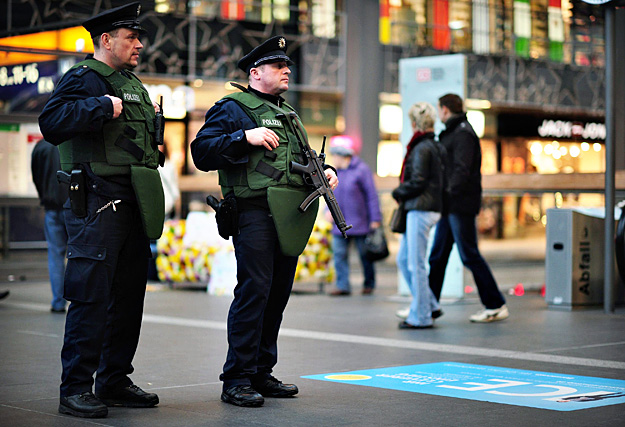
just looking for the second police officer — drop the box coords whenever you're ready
[39,2,164,419]
[191,36,339,407]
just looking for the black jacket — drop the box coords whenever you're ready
[31,139,68,210]
[439,113,482,215]
[392,132,445,212]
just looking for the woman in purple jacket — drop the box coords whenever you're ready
[328,139,382,296]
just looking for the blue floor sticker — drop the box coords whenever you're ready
[302,362,625,411]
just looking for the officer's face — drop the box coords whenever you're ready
[253,61,291,96]
[107,28,143,70]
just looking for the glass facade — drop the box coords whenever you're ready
[0,0,610,239]
[155,1,338,37]
[380,0,605,67]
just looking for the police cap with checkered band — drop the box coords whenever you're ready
[83,2,146,38]
[237,36,294,74]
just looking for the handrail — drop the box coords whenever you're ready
[177,172,625,195]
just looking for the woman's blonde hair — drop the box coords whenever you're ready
[408,102,437,131]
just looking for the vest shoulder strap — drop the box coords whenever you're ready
[222,91,297,119]
[281,101,296,112]
[71,59,131,90]
[125,70,142,83]
[72,59,116,77]
[223,92,265,109]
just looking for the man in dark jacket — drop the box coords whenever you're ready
[428,93,509,323]
[31,138,69,313]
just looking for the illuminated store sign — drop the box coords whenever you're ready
[498,114,605,141]
[0,26,93,66]
[0,61,58,100]
[537,120,606,140]
[0,63,40,87]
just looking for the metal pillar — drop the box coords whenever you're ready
[604,5,616,313]
[611,6,625,170]
[343,0,382,170]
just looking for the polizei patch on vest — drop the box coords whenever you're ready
[123,92,141,102]
[261,118,282,127]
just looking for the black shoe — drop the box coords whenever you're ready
[0,290,9,300]
[432,309,443,319]
[59,392,108,418]
[221,385,264,407]
[252,376,298,398]
[398,321,433,329]
[50,307,66,313]
[96,384,159,408]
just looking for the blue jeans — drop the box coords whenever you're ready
[397,210,441,327]
[429,213,506,309]
[332,235,375,292]
[44,209,68,310]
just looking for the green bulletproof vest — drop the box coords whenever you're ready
[59,59,158,176]
[218,91,307,198]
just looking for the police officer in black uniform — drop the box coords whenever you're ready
[191,36,338,407]
[39,2,164,419]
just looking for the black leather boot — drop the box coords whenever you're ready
[59,392,108,418]
[221,385,264,407]
[96,384,159,408]
[252,376,298,397]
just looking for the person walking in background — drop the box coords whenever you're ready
[39,2,163,418]
[392,103,445,329]
[327,138,382,296]
[428,93,509,323]
[31,138,69,313]
[191,36,338,408]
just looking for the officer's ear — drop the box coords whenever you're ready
[100,33,112,50]
[100,29,120,50]
[249,66,262,81]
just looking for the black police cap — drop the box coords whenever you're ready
[237,36,294,74]
[83,2,145,38]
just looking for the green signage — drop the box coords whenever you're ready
[0,123,19,132]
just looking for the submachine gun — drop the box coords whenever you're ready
[283,111,352,238]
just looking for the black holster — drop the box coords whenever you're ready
[57,169,87,218]
[206,194,238,240]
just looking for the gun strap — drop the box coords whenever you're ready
[229,81,248,92]
[323,164,338,176]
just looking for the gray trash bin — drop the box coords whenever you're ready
[545,207,623,310]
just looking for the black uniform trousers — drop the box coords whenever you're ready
[220,208,298,390]
[60,185,150,397]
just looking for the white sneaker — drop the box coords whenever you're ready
[469,305,509,323]
[395,308,410,320]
